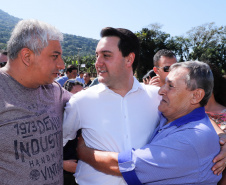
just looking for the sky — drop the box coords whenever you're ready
[0,0,225,40]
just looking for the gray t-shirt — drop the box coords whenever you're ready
[0,70,71,185]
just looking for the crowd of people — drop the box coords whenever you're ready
[0,19,226,185]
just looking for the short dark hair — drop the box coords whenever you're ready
[84,72,91,77]
[63,79,83,92]
[170,61,213,107]
[100,27,140,73]
[66,65,77,73]
[153,49,176,66]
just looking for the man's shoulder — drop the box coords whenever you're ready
[138,83,160,97]
[45,81,72,99]
[55,76,67,82]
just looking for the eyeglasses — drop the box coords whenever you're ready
[157,66,170,72]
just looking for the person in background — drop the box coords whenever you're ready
[83,72,92,88]
[205,63,226,130]
[63,79,84,94]
[143,69,156,85]
[56,65,78,86]
[149,49,177,87]
[77,61,221,185]
[0,50,7,68]
[63,79,83,185]
[0,19,71,185]
[204,63,226,185]
[89,76,99,87]
[76,71,85,84]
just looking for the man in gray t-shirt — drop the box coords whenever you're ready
[0,19,71,185]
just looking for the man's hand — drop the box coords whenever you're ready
[76,135,121,176]
[63,160,77,173]
[149,76,161,87]
[212,133,226,175]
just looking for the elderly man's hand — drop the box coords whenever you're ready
[212,133,226,175]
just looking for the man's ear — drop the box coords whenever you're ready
[19,48,32,67]
[125,53,135,67]
[153,66,159,75]
[191,88,205,105]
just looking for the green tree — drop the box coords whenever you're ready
[185,23,226,72]
[135,24,170,80]
[80,55,96,74]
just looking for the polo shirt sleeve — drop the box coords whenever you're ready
[118,130,202,184]
[118,149,142,185]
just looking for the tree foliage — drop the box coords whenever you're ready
[135,24,170,80]
[0,9,225,78]
[0,9,98,57]
[136,23,226,81]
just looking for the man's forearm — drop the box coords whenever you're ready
[78,144,122,176]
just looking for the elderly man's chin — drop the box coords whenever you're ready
[158,100,166,112]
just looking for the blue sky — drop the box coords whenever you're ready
[1,0,225,40]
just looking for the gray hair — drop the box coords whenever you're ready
[170,61,213,107]
[7,19,63,60]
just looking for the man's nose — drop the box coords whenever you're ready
[57,57,65,70]
[158,84,167,95]
[95,56,104,67]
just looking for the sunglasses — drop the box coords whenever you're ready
[157,66,170,72]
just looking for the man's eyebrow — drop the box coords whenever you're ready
[53,51,61,55]
[165,77,172,84]
[96,50,112,55]
[101,50,112,53]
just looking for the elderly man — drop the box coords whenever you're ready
[0,20,71,184]
[77,61,222,184]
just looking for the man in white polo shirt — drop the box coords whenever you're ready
[63,27,161,185]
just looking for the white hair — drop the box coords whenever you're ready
[7,19,63,60]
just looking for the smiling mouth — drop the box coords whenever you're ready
[98,70,107,74]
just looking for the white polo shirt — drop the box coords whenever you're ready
[63,77,161,185]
